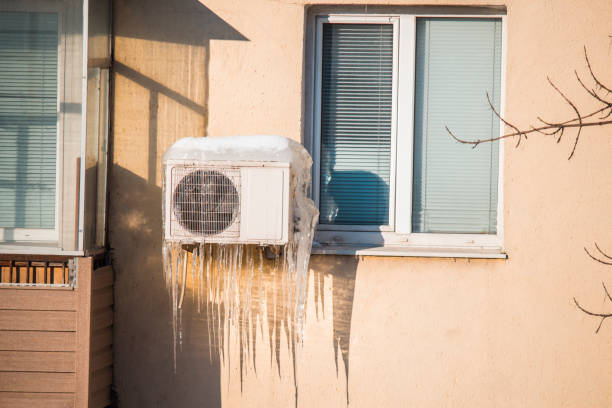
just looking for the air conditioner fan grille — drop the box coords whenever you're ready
[171,166,241,238]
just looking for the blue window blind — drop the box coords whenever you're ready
[319,23,393,225]
[412,18,501,234]
[0,12,58,229]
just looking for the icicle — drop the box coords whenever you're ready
[161,136,319,394]
[198,244,204,313]
[162,242,170,292]
[171,244,180,371]
[191,246,197,308]
[178,248,188,310]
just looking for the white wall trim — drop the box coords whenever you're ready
[394,14,416,234]
[77,0,88,252]
[311,243,507,259]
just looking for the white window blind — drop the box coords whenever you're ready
[0,12,58,230]
[319,23,393,225]
[412,18,501,234]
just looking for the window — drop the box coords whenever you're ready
[0,11,59,241]
[0,0,109,255]
[308,11,505,256]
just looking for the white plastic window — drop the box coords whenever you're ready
[308,12,506,255]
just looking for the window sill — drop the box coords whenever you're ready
[311,243,507,259]
[0,283,74,290]
[0,242,84,256]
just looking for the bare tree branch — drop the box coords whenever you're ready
[488,92,526,146]
[574,296,612,334]
[584,46,612,95]
[603,282,612,303]
[584,245,612,265]
[447,119,612,151]
[575,244,612,333]
[595,242,612,260]
[546,77,583,159]
[575,70,612,109]
[447,47,612,160]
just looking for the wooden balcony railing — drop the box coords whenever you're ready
[0,256,113,408]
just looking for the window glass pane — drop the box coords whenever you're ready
[319,23,393,225]
[0,12,58,229]
[412,18,501,234]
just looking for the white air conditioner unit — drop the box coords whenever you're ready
[164,160,290,245]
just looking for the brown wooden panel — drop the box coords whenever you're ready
[1,266,9,283]
[0,351,75,372]
[51,265,69,285]
[33,266,45,285]
[75,257,93,408]
[92,286,113,310]
[90,347,112,372]
[0,331,76,352]
[92,307,113,331]
[91,327,112,352]
[0,289,76,311]
[15,266,29,284]
[0,371,75,392]
[0,392,74,408]
[92,266,113,290]
[0,310,76,331]
[91,366,112,393]
[90,389,111,408]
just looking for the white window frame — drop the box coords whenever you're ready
[0,0,90,256]
[308,11,507,257]
[0,2,63,243]
[313,15,399,233]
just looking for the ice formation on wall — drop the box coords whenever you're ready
[161,136,318,383]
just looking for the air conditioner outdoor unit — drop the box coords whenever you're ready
[164,160,290,245]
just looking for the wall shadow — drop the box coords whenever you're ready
[112,0,248,182]
[310,255,359,406]
[110,166,224,407]
[110,1,248,407]
[110,1,379,405]
[113,0,247,45]
[313,146,387,405]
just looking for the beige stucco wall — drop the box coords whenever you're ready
[110,0,612,406]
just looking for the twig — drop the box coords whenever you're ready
[584,46,612,95]
[546,77,583,159]
[603,282,612,303]
[584,246,612,265]
[487,92,525,147]
[575,244,612,334]
[595,242,612,260]
[574,296,612,334]
[447,45,612,160]
[448,119,612,147]
[574,70,612,107]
